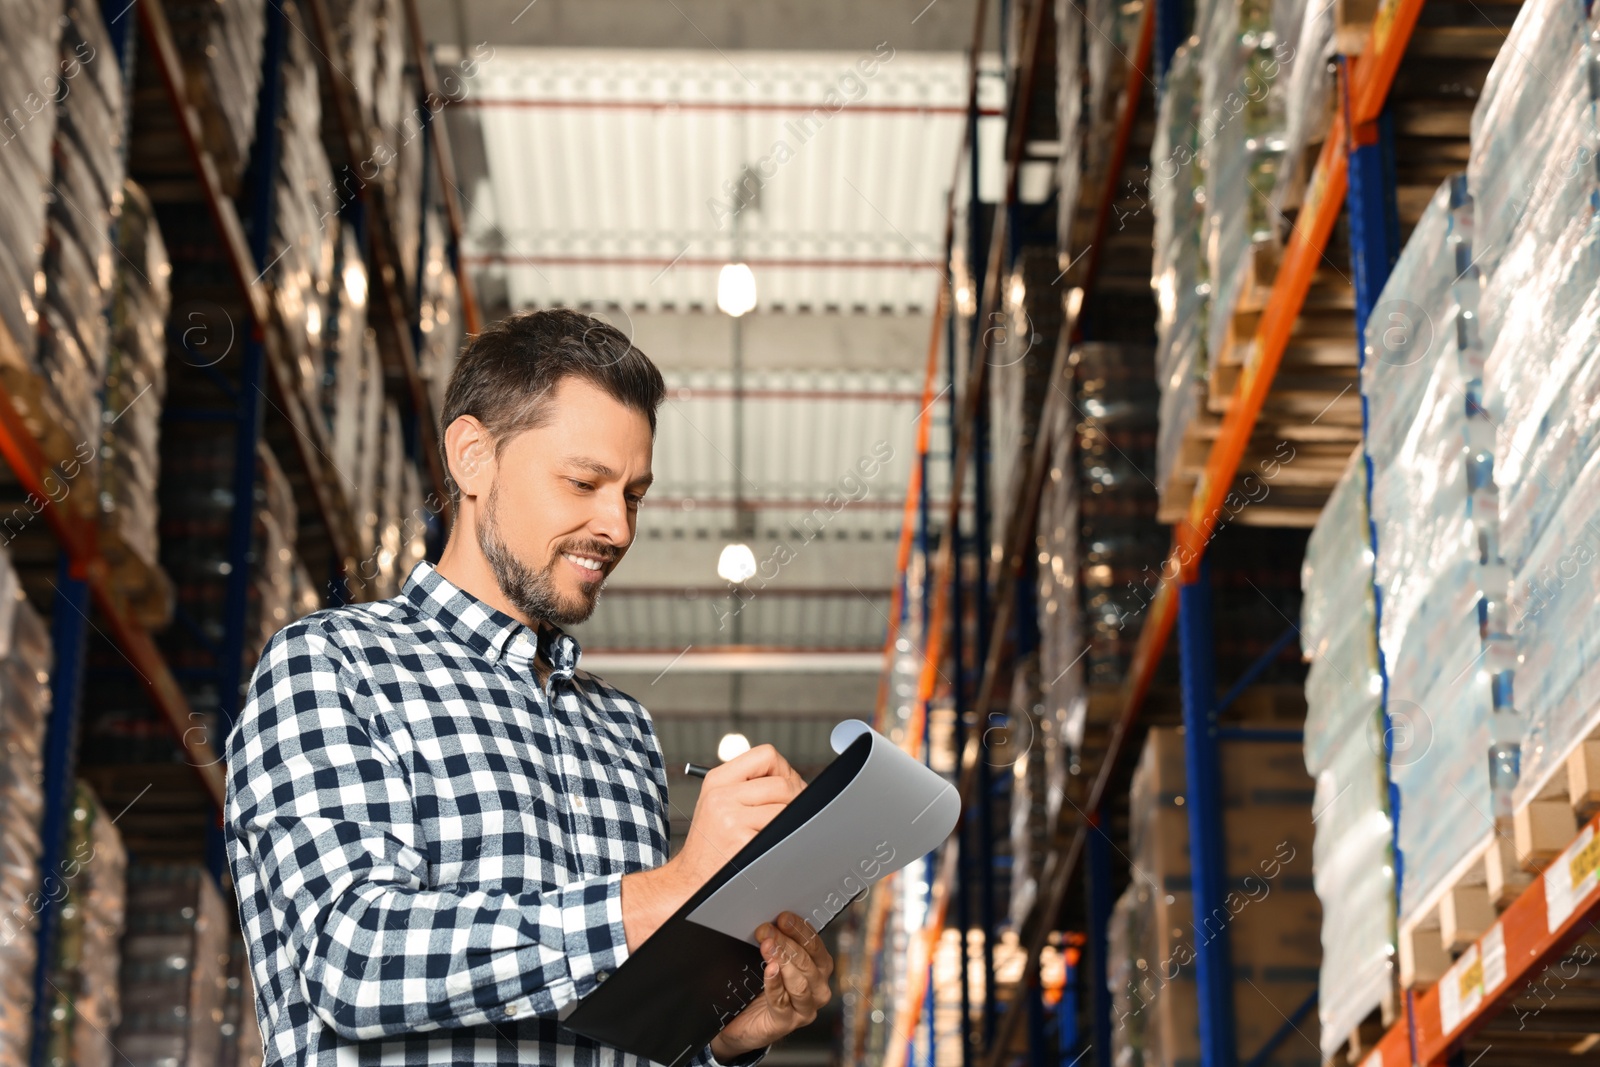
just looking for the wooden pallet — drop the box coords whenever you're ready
[1326,994,1403,1067]
[1395,717,1600,988]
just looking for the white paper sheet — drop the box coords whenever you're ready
[684,719,961,943]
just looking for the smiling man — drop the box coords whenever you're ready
[224,309,833,1067]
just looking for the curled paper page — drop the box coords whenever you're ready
[685,719,960,943]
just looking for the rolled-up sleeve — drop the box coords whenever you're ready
[223,617,631,1040]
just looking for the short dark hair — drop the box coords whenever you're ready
[439,309,667,509]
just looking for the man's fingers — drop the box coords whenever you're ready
[726,775,801,808]
[778,912,831,971]
[767,933,813,1005]
[720,743,799,786]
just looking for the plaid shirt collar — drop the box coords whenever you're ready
[401,559,583,677]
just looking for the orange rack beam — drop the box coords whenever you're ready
[0,324,226,807]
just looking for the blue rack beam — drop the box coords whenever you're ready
[1086,819,1113,1067]
[1179,558,1237,1067]
[29,562,92,1067]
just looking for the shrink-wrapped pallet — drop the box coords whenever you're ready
[1299,456,1395,1056]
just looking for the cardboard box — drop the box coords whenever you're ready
[1146,889,1322,983]
[1132,729,1315,812]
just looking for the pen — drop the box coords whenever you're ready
[684,762,712,778]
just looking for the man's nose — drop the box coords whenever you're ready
[590,491,632,546]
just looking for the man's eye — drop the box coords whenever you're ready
[626,495,645,507]
[569,480,594,491]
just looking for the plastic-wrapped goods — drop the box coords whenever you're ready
[1477,0,1600,808]
[391,66,427,298]
[1150,43,1207,494]
[1037,421,1082,829]
[327,0,409,140]
[1299,456,1396,1057]
[1006,654,1048,928]
[43,781,128,1067]
[1363,176,1508,918]
[1055,0,1085,257]
[1267,0,1335,214]
[41,1,124,460]
[0,0,67,350]
[1466,0,1592,292]
[369,401,407,598]
[136,0,267,196]
[417,211,462,421]
[0,559,51,1067]
[354,331,387,555]
[1117,729,1321,1067]
[1196,0,1241,358]
[114,865,232,1067]
[252,444,300,666]
[102,180,174,625]
[158,436,310,740]
[272,1,338,415]
[991,246,1064,538]
[1196,0,1289,361]
[1074,344,1165,687]
[1108,885,1154,1067]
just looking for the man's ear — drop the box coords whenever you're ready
[445,415,495,502]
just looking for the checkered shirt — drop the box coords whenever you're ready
[225,560,770,1067]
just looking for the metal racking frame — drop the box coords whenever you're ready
[15,1,482,1060]
[860,0,1600,1063]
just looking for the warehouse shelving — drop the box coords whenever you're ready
[301,0,453,517]
[4,0,480,1062]
[856,0,1484,1063]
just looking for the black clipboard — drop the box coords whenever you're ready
[561,731,874,1066]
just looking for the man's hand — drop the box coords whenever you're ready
[621,744,807,952]
[711,911,834,1061]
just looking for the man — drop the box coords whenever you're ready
[225,309,834,1066]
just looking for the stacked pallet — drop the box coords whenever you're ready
[130,0,267,200]
[41,782,128,1067]
[35,2,122,515]
[114,865,233,1067]
[0,0,64,351]
[1149,23,1362,528]
[1340,0,1600,1002]
[0,556,53,1067]
[272,1,339,420]
[416,212,463,422]
[1299,455,1398,1056]
[102,180,175,627]
[1109,728,1322,1067]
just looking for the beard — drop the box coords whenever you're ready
[476,483,611,627]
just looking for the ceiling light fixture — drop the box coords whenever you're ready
[717,542,757,584]
[717,731,751,762]
[717,262,757,317]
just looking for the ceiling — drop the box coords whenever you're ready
[451,46,1003,313]
[424,3,990,983]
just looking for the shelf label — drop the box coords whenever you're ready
[1438,944,1481,1034]
[1545,823,1600,932]
[1481,922,1507,993]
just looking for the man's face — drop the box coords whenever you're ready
[475,376,653,627]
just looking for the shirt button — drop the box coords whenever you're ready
[504,1003,518,1017]
[595,971,610,983]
